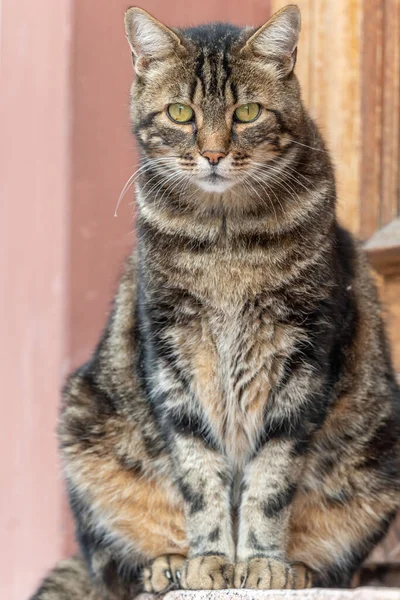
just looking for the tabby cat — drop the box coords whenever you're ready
[31,4,400,598]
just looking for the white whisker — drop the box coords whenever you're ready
[251,167,299,203]
[290,139,329,154]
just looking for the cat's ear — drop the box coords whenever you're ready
[241,5,301,76]
[124,7,185,75]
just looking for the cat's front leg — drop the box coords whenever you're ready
[170,434,235,590]
[235,438,313,589]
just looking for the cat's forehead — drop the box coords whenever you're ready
[180,22,250,99]
[155,23,273,106]
[179,22,245,51]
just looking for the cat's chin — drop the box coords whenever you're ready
[196,176,235,194]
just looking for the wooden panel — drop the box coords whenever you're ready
[360,0,400,239]
[381,0,400,226]
[365,218,400,275]
[272,0,363,235]
[360,0,384,239]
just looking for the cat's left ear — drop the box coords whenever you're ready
[240,4,301,76]
[125,7,186,75]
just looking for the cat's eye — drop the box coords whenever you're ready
[168,103,194,123]
[234,103,261,123]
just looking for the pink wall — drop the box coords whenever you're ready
[0,1,72,599]
[1,2,269,598]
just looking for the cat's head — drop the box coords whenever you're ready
[125,5,304,199]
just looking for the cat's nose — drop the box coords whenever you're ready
[202,150,227,165]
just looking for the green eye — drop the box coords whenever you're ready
[234,103,261,123]
[168,103,194,123]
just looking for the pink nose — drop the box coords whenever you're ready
[202,150,227,165]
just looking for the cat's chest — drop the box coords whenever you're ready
[176,307,302,467]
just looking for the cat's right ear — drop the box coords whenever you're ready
[124,7,185,75]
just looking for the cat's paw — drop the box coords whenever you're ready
[234,558,313,589]
[182,555,234,590]
[143,554,186,593]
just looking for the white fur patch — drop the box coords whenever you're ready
[196,178,235,193]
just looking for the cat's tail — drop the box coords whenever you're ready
[30,555,94,600]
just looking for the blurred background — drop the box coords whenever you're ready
[1,0,400,598]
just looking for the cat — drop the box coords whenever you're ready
[31,4,400,599]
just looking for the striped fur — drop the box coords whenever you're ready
[31,5,400,598]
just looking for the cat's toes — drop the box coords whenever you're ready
[143,554,186,592]
[182,555,234,590]
[291,562,313,589]
[234,558,313,589]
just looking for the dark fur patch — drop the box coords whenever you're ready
[178,479,206,515]
[262,484,297,519]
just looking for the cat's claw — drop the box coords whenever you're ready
[143,554,186,593]
[234,558,313,589]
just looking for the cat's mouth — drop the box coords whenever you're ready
[196,172,233,193]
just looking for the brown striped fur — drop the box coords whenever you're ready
[31,5,400,598]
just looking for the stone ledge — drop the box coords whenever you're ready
[162,589,400,600]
